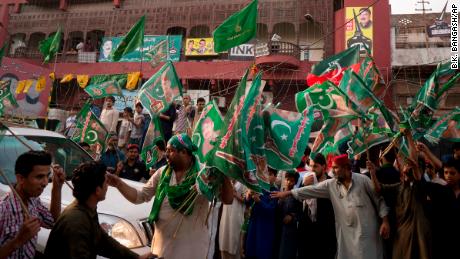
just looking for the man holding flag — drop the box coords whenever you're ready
[107,134,233,259]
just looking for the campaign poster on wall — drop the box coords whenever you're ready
[99,35,182,62]
[184,38,218,56]
[345,7,373,55]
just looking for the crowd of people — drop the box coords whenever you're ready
[1,94,459,259]
[64,95,207,183]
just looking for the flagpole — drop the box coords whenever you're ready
[44,50,59,130]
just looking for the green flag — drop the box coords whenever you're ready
[306,45,360,86]
[0,80,19,117]
[310,109,358,157]
[138,61,183,117]
[111,16,145,61]
[141,116,165,169]
[72,103,109,156]
[408,61,460,139]
[240,73,269,190]
[39,26,62,64]
[191,100,224,165]
[295,80,356,114]
[0,42,6,65]
[358,54,386,98]
[264,105,316,171]
[213,0,257,52]
[208,70,262,191]
[84,74,126,99]
[347,126,390,157]
[425,107,460,144]
[411,61,459,113]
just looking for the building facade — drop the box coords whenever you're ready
[390,12,459,116]
[1,0,393,119]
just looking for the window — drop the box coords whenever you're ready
[0,135,93,185]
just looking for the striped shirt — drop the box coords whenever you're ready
[0,192,54,259]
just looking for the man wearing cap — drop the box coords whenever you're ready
[115,144,149,182]
[107,133,233,259]
[272,154,390,259]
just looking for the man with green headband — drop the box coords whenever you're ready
[107,133,233,259]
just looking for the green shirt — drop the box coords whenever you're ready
[44,200,138,259]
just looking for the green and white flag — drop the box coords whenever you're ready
[306,45,360,86]
[208,70,263,191]
[295,80,355,114]
[72,103,109,155]
[39,26,62,64]
[141,116,165,169]
[213,0,257,52]
[84,74,126,99]
[425,107,460,144]
[0,80,19,117]
[192,100,224,165]
[310,109,358,157]
[264,105,317,170]
[111,16,145,61]
[408,61,460,139]
[358,54,386,98]
[138,61,183,117]
[240,73,269,190]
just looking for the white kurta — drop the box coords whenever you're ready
[218,182,246,256]
[292,173,388,259]
[135,167,211,259]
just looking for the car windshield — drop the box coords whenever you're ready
[0,135,93,184]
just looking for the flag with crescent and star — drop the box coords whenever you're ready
[0,80,19,117]
[84,74,126,99]
[141,116,165,169]
[306,45,360,86]
[425,107,460,144]
[240,73,270,190]
[295,80,356,114]
[138,61,183,118]
[263,105,317,171]
[347,120,390,157]
[72,102,109,155]
[192,100,224,165]
[208,69,264,192]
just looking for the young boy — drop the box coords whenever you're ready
[278,171,302,259]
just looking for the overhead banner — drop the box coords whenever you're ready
[99,35,182,62]
[185,38,218,56]
[345,7,373,56]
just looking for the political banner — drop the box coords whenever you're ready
[99,35,182,62]
[345,7,373,56]
[184,38,218,56]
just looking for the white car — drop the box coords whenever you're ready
[0,124,153,257]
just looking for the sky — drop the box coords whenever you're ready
[389,0,454,14]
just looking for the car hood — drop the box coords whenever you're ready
[40,179,153,222]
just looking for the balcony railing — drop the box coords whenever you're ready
[255,41,300,59]
[8,47,97,63]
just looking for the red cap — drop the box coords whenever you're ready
[332,154,350,167]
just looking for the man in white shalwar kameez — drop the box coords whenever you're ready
[108,134,233,259]
[272,154,390,259]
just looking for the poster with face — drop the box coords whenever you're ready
[345,7,373,56]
